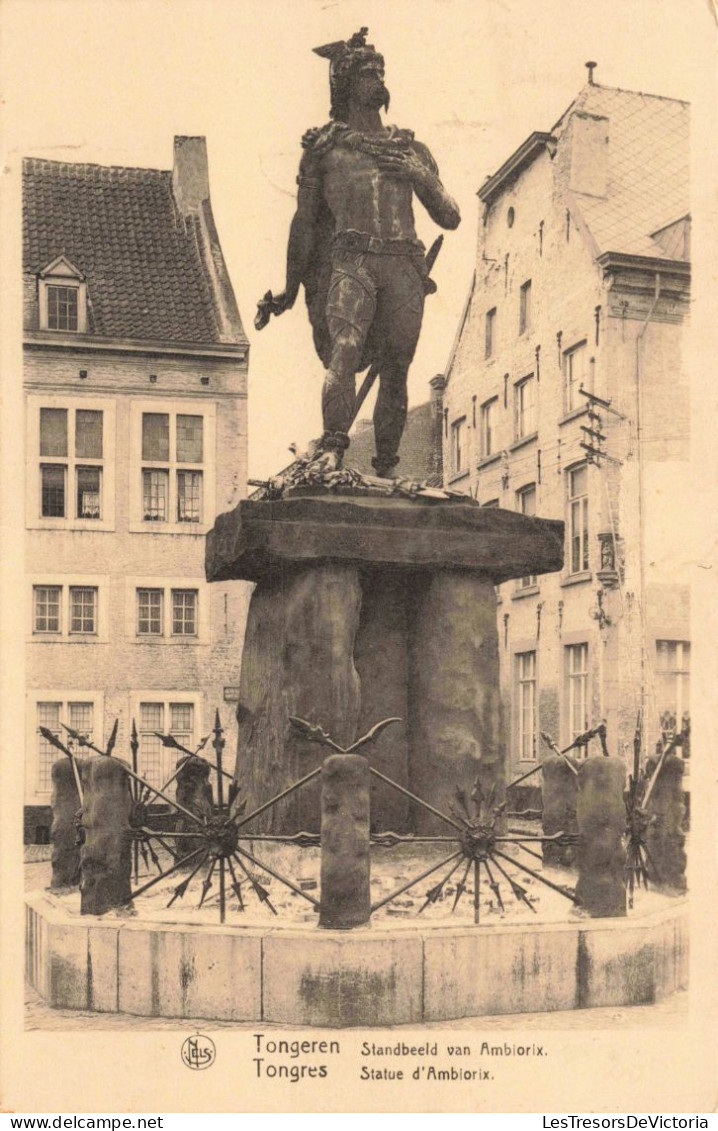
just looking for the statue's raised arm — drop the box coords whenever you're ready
[256,28,461,478]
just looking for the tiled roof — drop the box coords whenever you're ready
[349,401,441,482]
[564,84,689,260]
[23,158,239,345]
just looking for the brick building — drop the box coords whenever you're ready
[442,74,690,788]
[23,137,249,840]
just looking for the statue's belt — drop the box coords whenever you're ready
[333,230,426,257]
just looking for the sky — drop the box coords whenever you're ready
[1,0,713,480]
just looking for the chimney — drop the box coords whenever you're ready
[585,61,597,85]
[569,112,609,197]
[428,374,446,482]
[172,135,210,215]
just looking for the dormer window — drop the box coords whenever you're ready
[38,256,87,333]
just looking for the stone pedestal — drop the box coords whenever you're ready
[319,754,371,928]
[576,756,627,918]
[645,753,687,893]
[541,754,579,867]
[50,757,83,889]
[81,756,133,915]
[207,489,564,835]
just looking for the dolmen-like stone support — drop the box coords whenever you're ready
[80,756,133,915]
[576,755,627,917]
[645,752,687,893]
[541,753,579,867]
[319,753,371,928]
[207,490,564,835]
[50,756,83,889]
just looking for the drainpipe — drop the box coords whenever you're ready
[635,273,661,747]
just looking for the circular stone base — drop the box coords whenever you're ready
[26,891,688,1027]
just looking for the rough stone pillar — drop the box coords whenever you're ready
[576,756,626,917]
[80,756,133,915]
[541,754,579,867]
[175,755,214,861]
[235,563,362,832]
[354,565,410,832]
[319,754,371,928]
[50,757,83,889]
[408,571,504,834]
[645,753,687,892]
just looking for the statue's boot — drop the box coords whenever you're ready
[371,453,400,480]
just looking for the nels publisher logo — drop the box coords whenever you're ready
[181,1033,216,1070]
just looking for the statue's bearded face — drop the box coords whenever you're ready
[349,61,389,112]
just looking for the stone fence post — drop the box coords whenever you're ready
[319,753,371,929]
[541,753,579,867]
[50,757,83,889]
[575,755,627,917]
[645,753,687,893]
[80,756,133,915]
[175,755,214,862]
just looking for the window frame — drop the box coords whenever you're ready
[129,400,215,535]
[516,483,538,588]
[29,576,108,642]
[565,642,589,750]
[27,395,116,532]
[449,415,467,477]
[655,639,691,758]
[563,340,588,414]
[129,691,202,795]
[127,577,208,644]
[514,374,537,440]
[37,257,88,334]
[567,463,590,575]
[27,690,104,800]
[480,397,498,459]
[515,649,538,761]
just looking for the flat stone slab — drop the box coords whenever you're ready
[206,490,564,584]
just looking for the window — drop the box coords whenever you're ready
[566,643,589,747]
[516,484,537,588]
[450,417,467,476]
[142,469,169,521]
[480,398,497,458]
[568,465,589,573]
[38,256,87,333]
[137,589,163,635]
[519,280,532,334]
[69,587,97,634]
[656,640,690,758]
[36,700,94,794]
[141,411,204,525]
[34,586,61,633]
[135,585,199,639]
[515,375,537,439]
[564,341,587,413]
[138,700,195,789]
[38,407,104,520]
[516,651,537,760]
[485,308,496,359]
[47,285,79,331]
[172,590,198,636]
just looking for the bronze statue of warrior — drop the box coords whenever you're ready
[256,28,460,477]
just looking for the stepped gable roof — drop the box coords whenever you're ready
[560,83,690,261]
[23,156,245,345]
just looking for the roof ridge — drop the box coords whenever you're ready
[586,81,690,107]
[23,156,169,178]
